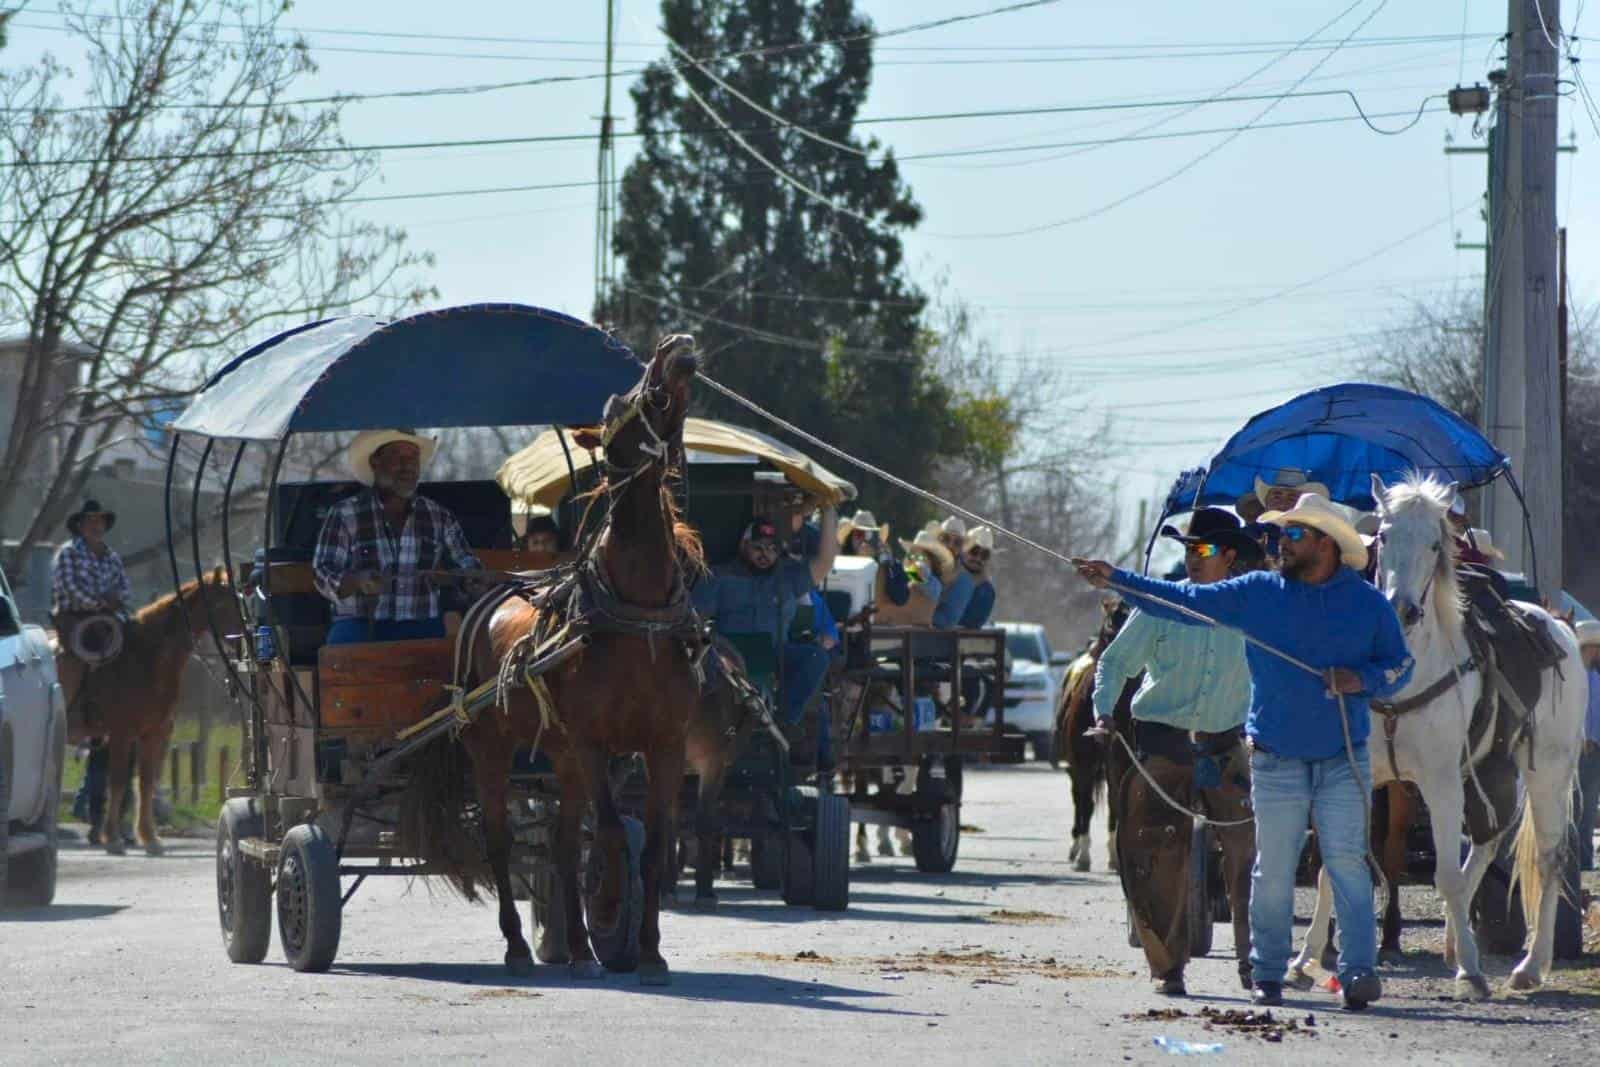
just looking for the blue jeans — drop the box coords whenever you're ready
[1249,743,1376,986]
[326,617,446,645]
[1577,743,1600,871]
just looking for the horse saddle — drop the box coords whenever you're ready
[1458,565,1566,676]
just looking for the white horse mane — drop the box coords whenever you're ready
[1379,472,1465,633]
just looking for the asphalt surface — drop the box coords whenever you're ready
[5,763,1598,1065]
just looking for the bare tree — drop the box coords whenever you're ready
[0,0,435,558]
[925,289,1120,649]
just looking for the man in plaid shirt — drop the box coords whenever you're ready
[314,429,482,645]
[52,499,131,618]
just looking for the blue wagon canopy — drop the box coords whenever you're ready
[171,303,642,441]
[1164,382,1510,516]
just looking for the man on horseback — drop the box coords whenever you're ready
[693,508,838,754]
[1073,493,1413,1012]
[1088,507,1260,996]
[53,498,132,845]
[313,429,482,645]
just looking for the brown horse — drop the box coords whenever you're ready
[409,335,702,984]
[1053,597,1131,872]
[58,569,239,855]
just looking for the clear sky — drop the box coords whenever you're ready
[7,2,1594,546]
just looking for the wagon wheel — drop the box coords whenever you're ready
[276,823,342,973]
[217,798,271,963]
[530,862,570,965]
[811,795,850,911]
[586,815,644,973]
[911,759,961,874]
[1187,823,1215,957]
[749,833,785,891]
[782,829,815,906]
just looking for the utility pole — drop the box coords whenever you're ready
[1480,0,1562,597]
[593,0,618,315]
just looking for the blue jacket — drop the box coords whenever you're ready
[1110,566,1414,761]
[933,568,976,629]
[959,579,995,629]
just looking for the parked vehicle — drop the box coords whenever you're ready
[0,563,68,908]
[997,621,1072,760]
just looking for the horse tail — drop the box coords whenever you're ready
[397,734,494,901]
[1507,792,1543,938]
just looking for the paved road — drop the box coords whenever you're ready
[5,763,1597,1065]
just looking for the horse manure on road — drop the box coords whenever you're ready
[729,948,1127,981]
[1125,1007,1319,1043]
[982,908,1064,925]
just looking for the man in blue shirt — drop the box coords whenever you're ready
[932,517,975,629]
[694,510,838,743]
[1090,508,1262,996]
[1074,493,1413,1012]
[957,526,997,629]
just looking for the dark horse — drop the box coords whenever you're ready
[1053,597,1130,872]
[57,569,239,855]
[407,335,702,985]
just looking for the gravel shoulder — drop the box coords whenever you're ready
[4,763,1597,1065]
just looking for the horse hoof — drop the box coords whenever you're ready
[1456,974,1492,1001]
[1379,947,1405,966]
[505,954,535,978]
[143,839,165,857]
[693,894,718,912]
[1287,967,1316,992]
[569,960,606,981]
[639,963,672,987]
[1507,969,1541,993]
[104,838,127,856]
[1072,854,1090,873]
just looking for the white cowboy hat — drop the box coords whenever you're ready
[1464,527,1507,561]
[1576,620,1600,648]
[965,526,997,553]
[347,429,438,487]
[1254,467,1331,507]
[939,516,968,539]
[1259,492,1368,572]
[899,528,955,578]
[838,509,889,546]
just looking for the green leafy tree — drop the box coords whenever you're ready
[602,0,965,535]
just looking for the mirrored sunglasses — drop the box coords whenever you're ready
[1184,542,1222,559]
[967,547,992,561]
[1281,525,1317,543]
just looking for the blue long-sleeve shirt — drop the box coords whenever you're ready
[1110,566,1414,761]
[933,568,976,629]
[959,578,996,629]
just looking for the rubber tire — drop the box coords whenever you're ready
[910,761,961,875]
[750,833,785,891]
[216,798,272,964]
[275,823,342,973]
[7,709,65,908]
[1470,858,1527,956]
[811,795,850,911]
[0,727,12,907]
[589,816,645,973]
[1028,731,1056,768]
[1187,824,1215,957]
[782,830,815,907]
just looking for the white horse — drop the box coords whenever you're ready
[1289,473,1585,997]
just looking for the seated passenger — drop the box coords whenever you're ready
[897,527,952,617]
[313,429,482,645]
[519,510,561,554]
[838,508,910,605]
[932,517,976,629]
[957,526,997,629]
[693,508,839,740]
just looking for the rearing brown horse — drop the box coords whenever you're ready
[418,335,702,985]
[58,569,239,855]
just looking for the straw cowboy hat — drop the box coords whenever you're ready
[1464,527,1507,561]
[66,498,116,535]
[939,516,968,539]
[965,526,997,553]
[838,509,890,546]
[1254,467,1331,507]
[1575,620,1600,648]
[347,429,438,487]
[900,528,955,579]
[1259,492,1368,572]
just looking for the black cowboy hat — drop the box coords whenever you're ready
[66,499,116,535]
[1160,506,1261,561]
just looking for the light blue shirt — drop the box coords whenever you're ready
[1585,667,1600,744]
[1092,586,1251,734]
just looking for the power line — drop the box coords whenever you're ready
[929,0,1395,240]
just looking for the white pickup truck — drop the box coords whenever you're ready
[0,562,67,908]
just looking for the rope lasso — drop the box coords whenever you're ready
[699,370,1387,886]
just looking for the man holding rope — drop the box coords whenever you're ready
[1088,508,1261,997]
[1073,493,1413,1012]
